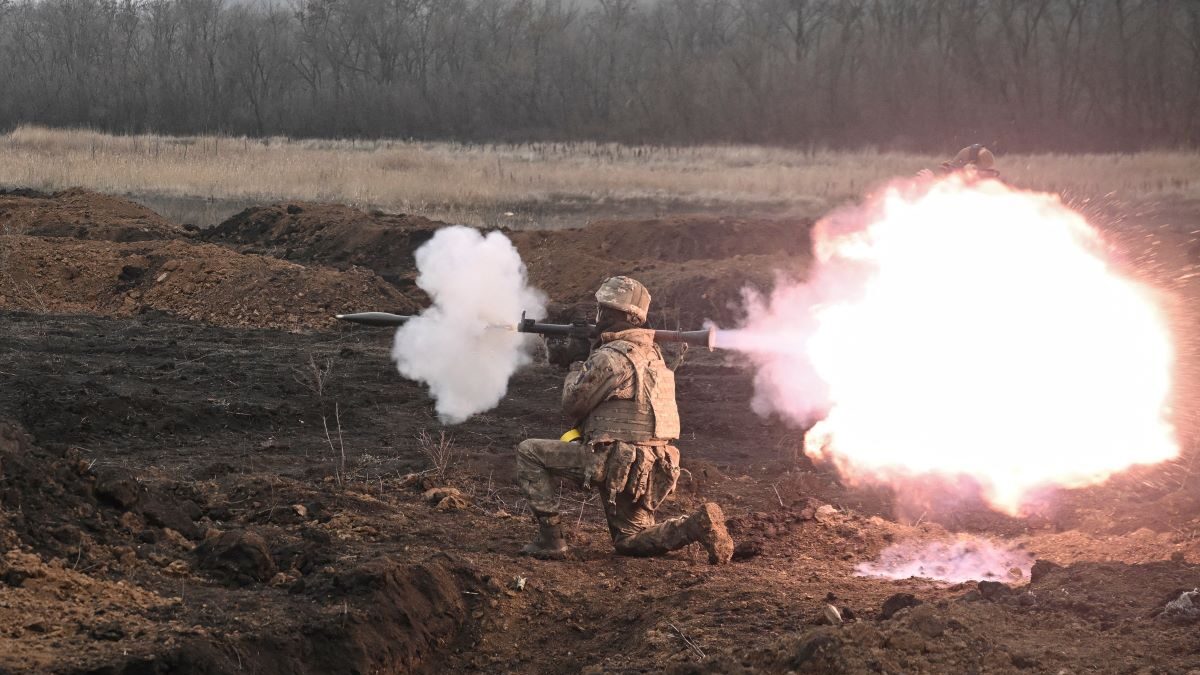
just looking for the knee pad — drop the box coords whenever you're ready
[515,439,539,460]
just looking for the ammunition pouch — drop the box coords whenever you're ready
[603,443,637,505]
[600,441,680,509]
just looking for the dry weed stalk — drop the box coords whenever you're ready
[294,352,335,399]
[416,430,457,481]
[667,620,706,659]
[322,402,346,487]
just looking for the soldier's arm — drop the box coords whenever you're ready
[561,350,632,421]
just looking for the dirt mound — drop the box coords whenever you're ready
[203,206,811,325]
[0,418,481,674]
[292,557,472,673]
[509,214,811,264]
[0,418,198,671]
[0,419,204,568]
[510,215,811,325]
[529,252,802,327]
[0,187,190,242]
[0,234,419,330]
[202,202,443,288]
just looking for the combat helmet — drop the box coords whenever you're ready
[952,144,995,170]
[596,276,651,323]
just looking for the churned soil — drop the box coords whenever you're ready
[199,201,812,326]
[0,188,191,242]
[1,190,1200,673]
[509,214,809,263]
[0,414,478,674]
[0,234,419,331]
[201,202,442,290]
[2,306,1200,673]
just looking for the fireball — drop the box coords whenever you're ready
[723,177,1177,514]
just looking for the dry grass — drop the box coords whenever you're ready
[2,125,1199,227]
[416,430,457,481]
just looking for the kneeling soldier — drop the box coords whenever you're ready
[516,276,734,564]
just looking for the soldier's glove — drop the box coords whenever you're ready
[547,336,591,368]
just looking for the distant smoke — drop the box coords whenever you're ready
[391,226,545,423]
[857,536,1034,583]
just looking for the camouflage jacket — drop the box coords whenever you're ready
[561,328,680,444]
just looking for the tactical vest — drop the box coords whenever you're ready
[584,337,680,444]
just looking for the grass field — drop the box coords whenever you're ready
[2,125,1199,227]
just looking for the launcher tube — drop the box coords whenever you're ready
[335,312,716,351]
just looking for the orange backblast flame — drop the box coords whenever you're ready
[719,177,1178,515]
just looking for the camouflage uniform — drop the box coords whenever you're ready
[516,326,731,561]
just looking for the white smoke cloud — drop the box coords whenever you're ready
[857,536,1034,583]
[391,226,546,424]
[715,277,834,426]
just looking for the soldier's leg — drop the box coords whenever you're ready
[609,499,734,565]
[600,489,658,543]
[515,439,594,515]
[514,439,603,559]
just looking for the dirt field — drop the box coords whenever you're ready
[2,188,1200,673]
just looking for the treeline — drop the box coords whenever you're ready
[0,0,1197,151]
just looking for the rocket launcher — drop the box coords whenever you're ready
[335,311,716,351]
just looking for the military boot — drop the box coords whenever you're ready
[520,514,568,560]
[685,502,734,564]
[612,502,734,564]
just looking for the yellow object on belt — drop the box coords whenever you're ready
[559,428,582,443]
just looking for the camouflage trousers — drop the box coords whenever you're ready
[515,438,693,557]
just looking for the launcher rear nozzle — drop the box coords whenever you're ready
[652,325,716,351]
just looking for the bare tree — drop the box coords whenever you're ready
[0,0,1194,149]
